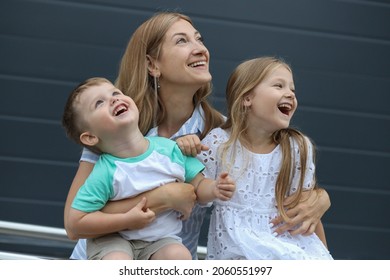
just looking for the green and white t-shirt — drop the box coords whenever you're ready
[72,136,205,242]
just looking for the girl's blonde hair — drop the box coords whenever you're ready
[116,12,224,138]
[221,56,316,220]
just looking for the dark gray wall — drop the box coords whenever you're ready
[1,0,389,259]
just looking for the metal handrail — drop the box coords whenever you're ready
[0,220,207,259]
[0,220,73,243]
[0,251,46,260]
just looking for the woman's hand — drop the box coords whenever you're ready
[165,183,197,220]
[271,188,330,236]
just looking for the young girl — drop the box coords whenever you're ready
[198,57,333,259]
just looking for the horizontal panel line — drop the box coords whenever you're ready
[299,106,390,119]
[336,0,390,8]
[323,184,390,195]
[0,156,78,167]
[0,73,75,86]
[0,197,64,207]
[317,146,390,157]
[195,16,390,45]
[326,223,390,233]
[0,115,60,125]
[0,33,123,50]
[2,3,389,46]
[52,0,390,43]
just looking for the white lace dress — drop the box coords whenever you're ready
[198,128,333,260]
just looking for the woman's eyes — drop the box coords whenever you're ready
[176,37,187,44]
[176,36,204,44]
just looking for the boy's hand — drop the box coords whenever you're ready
[214,172,236,201]
[123,197,156,230]
[176,134,209,157]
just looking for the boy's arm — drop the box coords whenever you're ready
[191,172,235,204]
[67,197,155,240]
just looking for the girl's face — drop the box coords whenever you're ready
[156,19,211,89]
[245,65,297,134]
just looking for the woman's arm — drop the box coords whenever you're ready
[271,188,330,236]
[314,220,328,248]
[101,182,197,219]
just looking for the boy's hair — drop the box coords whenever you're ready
[62,77,111,152]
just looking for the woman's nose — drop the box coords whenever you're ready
[192,41,208,55]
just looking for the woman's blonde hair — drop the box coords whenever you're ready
[221,56,316,220]
[116,12,224,138]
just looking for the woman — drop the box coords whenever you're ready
[64,12,330,260]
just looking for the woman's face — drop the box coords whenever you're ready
[156,19,212,89]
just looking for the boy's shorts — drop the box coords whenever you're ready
[87,233,181,260]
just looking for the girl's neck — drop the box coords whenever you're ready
[242,129,276,154]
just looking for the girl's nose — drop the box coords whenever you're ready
[285,89,295,99]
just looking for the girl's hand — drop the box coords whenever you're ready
[176,134,209,157]
[214,172,236,201]
[271,188,330,236]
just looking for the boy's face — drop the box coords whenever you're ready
[77,82,139,139]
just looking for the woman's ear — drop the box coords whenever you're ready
[146,55,160,77]
[80,132,99,147]
[243,95,252,107]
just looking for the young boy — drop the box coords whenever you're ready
[62,77,235,260]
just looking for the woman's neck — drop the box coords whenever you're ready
[158,88,195,138]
